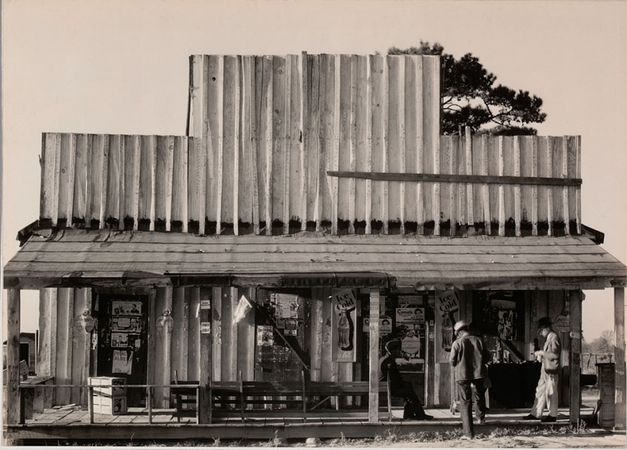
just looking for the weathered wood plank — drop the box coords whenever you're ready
[55,288,74,405]
[513,136,522,236]
[498,136,505,236]
[569,290,582,424]
[7,289,21,424]
[215,56,226,234]
[299,53,308,230]
[614,287,626,429]
[212,287,223,382]
[561,137,570,235]
[424,56,440,235]
[331,55,341,234]
[263,56,274,235]
[131,135,141,230]
[368,290,380,423]
[60,134,77,226]
[310,292,323,382]
[198,287,212,424]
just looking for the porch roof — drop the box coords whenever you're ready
[3,229,626,290]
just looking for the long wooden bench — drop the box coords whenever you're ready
[210,375,392,421]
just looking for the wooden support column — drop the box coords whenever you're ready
[569,290,582,425]
[6,289,21,424]
[198,289,212,424]
[368,290,380,423]
[614,287,626,430]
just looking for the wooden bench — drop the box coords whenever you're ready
[211,373,393,421]
[171,371,199,422]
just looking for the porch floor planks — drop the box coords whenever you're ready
[23,406,591,427]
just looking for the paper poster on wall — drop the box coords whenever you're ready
[497,310,515,340]
[331,289,357,362]
[111,332,128,348]
[363,316,393,335]
[112,350,133,374]
[112,300,142,316]
[272,294,300,319]
[257,325,274,347]
[396,307,425,324]
[436,291,459,352]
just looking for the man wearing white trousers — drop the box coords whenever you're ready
[524,317,561,422]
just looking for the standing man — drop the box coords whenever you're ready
[449,320,491,439]
[524,317,561,422]
[380,339,433,420]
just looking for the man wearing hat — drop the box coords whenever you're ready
[449,320,491,439]
[380,339,433,420]
[524,317,561,422]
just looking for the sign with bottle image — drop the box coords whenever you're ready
[331,289,357,363]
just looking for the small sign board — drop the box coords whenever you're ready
[200,322,211,334]
[200,300,211,310]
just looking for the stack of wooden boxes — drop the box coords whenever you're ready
[88,376,128,415]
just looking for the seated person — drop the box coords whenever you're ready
[380,339,433,420]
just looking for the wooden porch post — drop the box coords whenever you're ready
[568,290,582,425]
[614,287,626,430]
[6,289,21,424]
[368,289,380,423]
[198,288,212,424]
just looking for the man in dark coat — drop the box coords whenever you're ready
[380,339,433,420]
[449,320,491,439]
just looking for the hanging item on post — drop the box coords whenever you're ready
[233,295,253,324]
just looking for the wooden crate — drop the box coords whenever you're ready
[89,377,127,415]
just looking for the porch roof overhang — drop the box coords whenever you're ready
[3,229,626,290]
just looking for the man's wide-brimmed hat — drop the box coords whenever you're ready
[453,320,469,332]
[537,317,552,329]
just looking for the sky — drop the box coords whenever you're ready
[2,0,626,341]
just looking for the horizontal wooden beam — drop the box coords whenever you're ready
[327,171,583,187]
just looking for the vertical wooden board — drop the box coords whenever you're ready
[318,54,333,228]
[70,289,88,405]
[172,288,189,381]
[455,135,465,231]
[536,136,549,224]
[270,55,286,224]
[330,54,341,233]
[220,288,233,381]
[551,137,562,226]
[560,137,571,233]
[228,288,239,381]
[370,55,385,225]
[413,56,425,230]
[105,135,122,224]
[190,55,204,139]
[310,291,324,381]
[531,136,539,234]
[566,136,578,231]
[6,290,20,424]
[298,53,308,228]
[187,288,200,381]
[487,136,499,224]
[387,56,402,223]
[211,288,223,381]
[187,136,202,230]
[519,136,533,224]
[57,134,76,224]
[204,56,220,222]
[261,56,274,231]
[287,55,302,222]
[164,136,175,230]
[237,289,256,381]
[86,135,100,225]
[282,55,295,232]
[463,127,473,228]
[153,136,167,224]
[368,290,381,422]
[403,56,418,225]
[40,133,57,220]
[320,292,335,382]
[575,136,582,234]
[240,56,255,224]
[55,288,74,405]
[137,136,151,224]
[354,55,369,222]
[305,55,319,222]
[72,134,89,223]
[471,135,483,227]
[337,55,352,222]
[479,135,491,233]
[423,56,440,231]
[153,287,172,407]
[439,136,452,224]
[246,57,261,229]
[170,137,187,227]
[99,135,110,228]
[221,56,237,225]
[37,289,56,377]
[502,136,516,228]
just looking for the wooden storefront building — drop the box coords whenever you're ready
[3,54,626,441]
